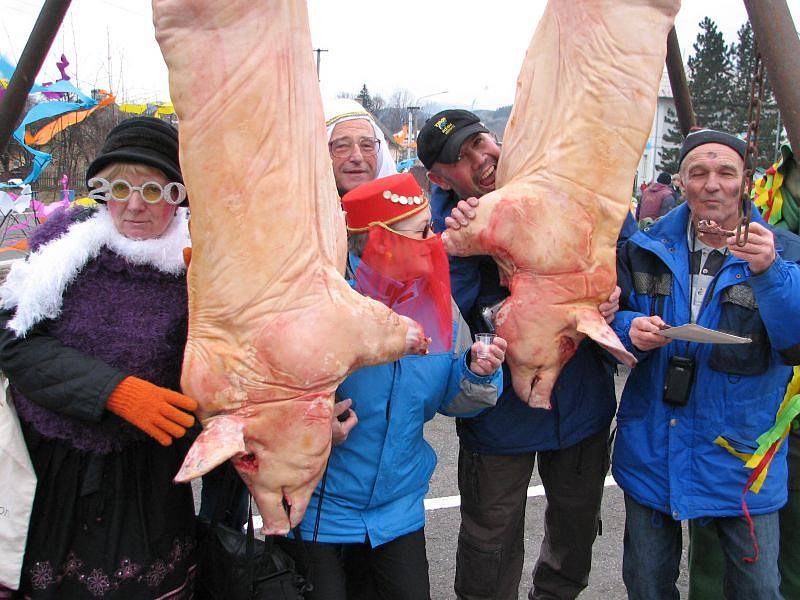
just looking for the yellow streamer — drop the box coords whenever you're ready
[715,367,800,493]
[119,103,148,115]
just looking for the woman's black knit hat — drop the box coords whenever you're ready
[86,116,183,191]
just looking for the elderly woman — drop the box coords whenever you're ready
[0,117,198,599]
[279,173,506,600]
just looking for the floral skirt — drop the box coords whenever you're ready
[16,423,197,599]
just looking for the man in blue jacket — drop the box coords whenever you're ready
[612,128,800,600]
[417,109,634,600]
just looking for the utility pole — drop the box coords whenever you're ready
[406,106,420,160]
[406,91,448,161]
[313,48,328,82]
[107,27,113,92]
[0,0,72,156]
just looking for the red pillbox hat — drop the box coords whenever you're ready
[342,173,428,233]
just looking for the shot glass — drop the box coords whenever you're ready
[474,333,496,360]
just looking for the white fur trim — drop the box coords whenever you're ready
[0,207,189,336]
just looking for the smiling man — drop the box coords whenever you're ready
[422,109,499,199]
[324,98,397,196]
[418,109,634,600]
[611,128,800,599]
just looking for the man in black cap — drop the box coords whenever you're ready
[419,109,499,201]
[418,109,633,600]
[610,128,800,599]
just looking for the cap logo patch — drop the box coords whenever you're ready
[435,117,455,136]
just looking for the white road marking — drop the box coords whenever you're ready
[252,475,618,529]
[423,475,618,511]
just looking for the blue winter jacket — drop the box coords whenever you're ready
[296,266,502,547]
[430,185,637,453]
[612,202,800,519]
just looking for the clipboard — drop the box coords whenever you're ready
[657,323,751,344]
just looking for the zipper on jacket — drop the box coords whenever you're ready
[386,362,398,422]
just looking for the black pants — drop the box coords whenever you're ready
[278,528,430,600]
[454,427,611,600]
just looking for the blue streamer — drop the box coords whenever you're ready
[1,55,98,186]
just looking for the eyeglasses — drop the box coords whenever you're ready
[391,220,434,239]
[329,136,381,159]
[87,177,187,206]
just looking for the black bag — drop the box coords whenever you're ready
[195,466,309,600]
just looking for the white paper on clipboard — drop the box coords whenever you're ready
[657,324,751,344]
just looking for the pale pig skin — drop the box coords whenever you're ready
[443,0,680,408]
[152,0,427,534]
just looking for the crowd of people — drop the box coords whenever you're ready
[0,103,798,600]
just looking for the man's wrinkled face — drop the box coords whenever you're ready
[680,143,744,230]
[428,133,501,199]
[330,119,378,195]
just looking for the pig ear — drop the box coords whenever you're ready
[575,307,637,368]
[173,415,247,483]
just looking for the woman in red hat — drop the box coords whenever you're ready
[279,173,507,600]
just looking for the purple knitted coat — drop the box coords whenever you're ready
[12,207,188,453]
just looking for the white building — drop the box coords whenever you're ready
[636,70,679,188]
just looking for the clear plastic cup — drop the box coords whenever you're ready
[474,333,496,360]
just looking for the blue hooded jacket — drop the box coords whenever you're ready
[295,256,502,547]
[430,185,637,453]
[611,203,800,519]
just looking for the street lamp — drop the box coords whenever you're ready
[406,91,448,160]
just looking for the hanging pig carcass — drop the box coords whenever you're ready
[153,0,427,534]
[155,0,679,533]
[441,0,680,408]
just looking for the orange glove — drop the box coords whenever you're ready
[106,376,198,446]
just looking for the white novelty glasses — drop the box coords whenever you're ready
[87,177,187,206]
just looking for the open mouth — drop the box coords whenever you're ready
[479,164,496,188]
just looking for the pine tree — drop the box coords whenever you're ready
[356,84,375,114]
[728,23,781,166]
[687,17,734,129]
[658,17,733,173]
[658,108,682,174]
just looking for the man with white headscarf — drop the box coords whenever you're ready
[324,98,396,195]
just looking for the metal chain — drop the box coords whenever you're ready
[736,45,766,247]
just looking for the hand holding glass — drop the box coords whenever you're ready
[474,333,496,360]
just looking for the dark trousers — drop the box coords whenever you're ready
[454,427,610,600]
[277,528,430,600]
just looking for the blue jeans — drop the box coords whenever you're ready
[622,493,782,600]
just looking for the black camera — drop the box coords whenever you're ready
[663,356,695,406]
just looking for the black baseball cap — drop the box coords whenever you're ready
[417,109,490,170]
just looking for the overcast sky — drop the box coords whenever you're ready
[4,0,800,110]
